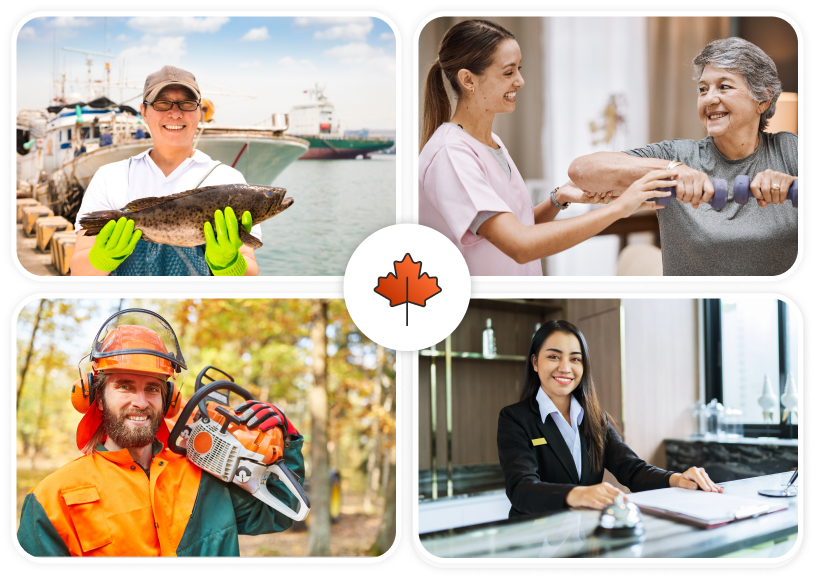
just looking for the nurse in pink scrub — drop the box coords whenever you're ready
[419,20,676,276]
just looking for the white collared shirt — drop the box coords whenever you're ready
[75,149,262,240]
[536,387,585,479]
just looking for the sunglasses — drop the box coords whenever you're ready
[143,100,201,112]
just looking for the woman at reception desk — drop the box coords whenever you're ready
[497,320,722,516]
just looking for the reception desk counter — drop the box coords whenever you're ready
[419,472,798,558]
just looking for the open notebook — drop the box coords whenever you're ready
[627,488,788,529]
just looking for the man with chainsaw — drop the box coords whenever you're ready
[17,309,305,556]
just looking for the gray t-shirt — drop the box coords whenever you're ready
[625,131,798,276]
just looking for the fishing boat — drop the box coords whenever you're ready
[18,96,308,222]
[286,84,393,160]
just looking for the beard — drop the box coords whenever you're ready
[101,396,163,449]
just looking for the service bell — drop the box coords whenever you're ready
[594,493,645,537]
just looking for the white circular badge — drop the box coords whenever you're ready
[344,224,471,351]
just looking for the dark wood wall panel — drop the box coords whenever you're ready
[419,300,564,469]
[566,299,624,437]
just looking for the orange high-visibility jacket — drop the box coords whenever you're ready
[17,437,304,557]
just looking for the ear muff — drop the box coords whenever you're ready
[164,381,181,418]
[71,372,96,414]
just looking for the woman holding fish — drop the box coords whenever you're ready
[71,66,292,276]
[419,20,673,276]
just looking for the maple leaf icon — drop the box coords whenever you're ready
[374,253,442,326]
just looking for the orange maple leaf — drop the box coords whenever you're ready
[374,253,442,326]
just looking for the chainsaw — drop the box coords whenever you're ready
[168,377,310,522]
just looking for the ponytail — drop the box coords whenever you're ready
[420,60,452,151]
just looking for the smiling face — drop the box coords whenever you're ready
[140,85,201,155]
[98,373,165,448]
[532,331,584,403]
[468,38,524,115]
[697,65,767,141]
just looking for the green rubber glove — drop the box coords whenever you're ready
[204,207,253,276]
[88,217,142,272]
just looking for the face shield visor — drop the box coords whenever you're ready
[89,309,186,378]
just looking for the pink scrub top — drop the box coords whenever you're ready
[419,124,543,276]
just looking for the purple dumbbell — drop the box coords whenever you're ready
[655,179,728,210]
[733,175,798,208]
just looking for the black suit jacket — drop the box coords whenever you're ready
[497,395,675,518]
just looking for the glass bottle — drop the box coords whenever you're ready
[483,318,496,358]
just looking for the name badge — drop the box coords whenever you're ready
[532,438,547,446]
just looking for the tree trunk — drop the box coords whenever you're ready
[307,300,331,556]
[17,299,46,413]
[30,348,55,470]
[363,344,386,512]
[371,445,397,555]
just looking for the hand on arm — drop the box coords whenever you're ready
[669,467,723,492]
[70,218,141,276]
[569,152,720,210]
[568,152,671,193]
[480,170,675,263]
[749,169,797,207]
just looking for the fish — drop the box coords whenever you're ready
[78,184,293,249]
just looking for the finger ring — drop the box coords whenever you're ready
[772,183,780,190]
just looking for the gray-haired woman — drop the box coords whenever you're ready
[569,37,797,276]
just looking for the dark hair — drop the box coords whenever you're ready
[420,19,515,151]
[692,37,782,132]
[520,320,607,473]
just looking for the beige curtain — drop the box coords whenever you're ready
[647,17,731,143]
[417,17,544,180]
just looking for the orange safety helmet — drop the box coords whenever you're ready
[93,325,177,377]
[73,309,186,450]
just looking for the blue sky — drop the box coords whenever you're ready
[17,16,396,130]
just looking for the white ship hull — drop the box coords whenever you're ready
[66,133,308,189]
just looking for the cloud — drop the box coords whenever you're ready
[46,17,95,28]
[294,17,373,41]
[278,56,315,69]
[240,27,270,42]
[294,17,371,27]
[314,23,373,41]
[118,36,187,67]
[127,17,228,35]
[18,27,36,41]
[238,60,263,69]
[379,32,395,41]
[324,43,395,73]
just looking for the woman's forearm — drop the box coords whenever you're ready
[568,152,670,193]
[479,203,627,264]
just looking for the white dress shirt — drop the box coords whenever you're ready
[536,387,585,479]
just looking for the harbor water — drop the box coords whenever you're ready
[256,157,396,276]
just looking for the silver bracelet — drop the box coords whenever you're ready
[666,160,684,171]
[550,187,569,210]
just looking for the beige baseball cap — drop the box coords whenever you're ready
[143,65,201,103]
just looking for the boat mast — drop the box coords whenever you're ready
[62,47,115,101]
